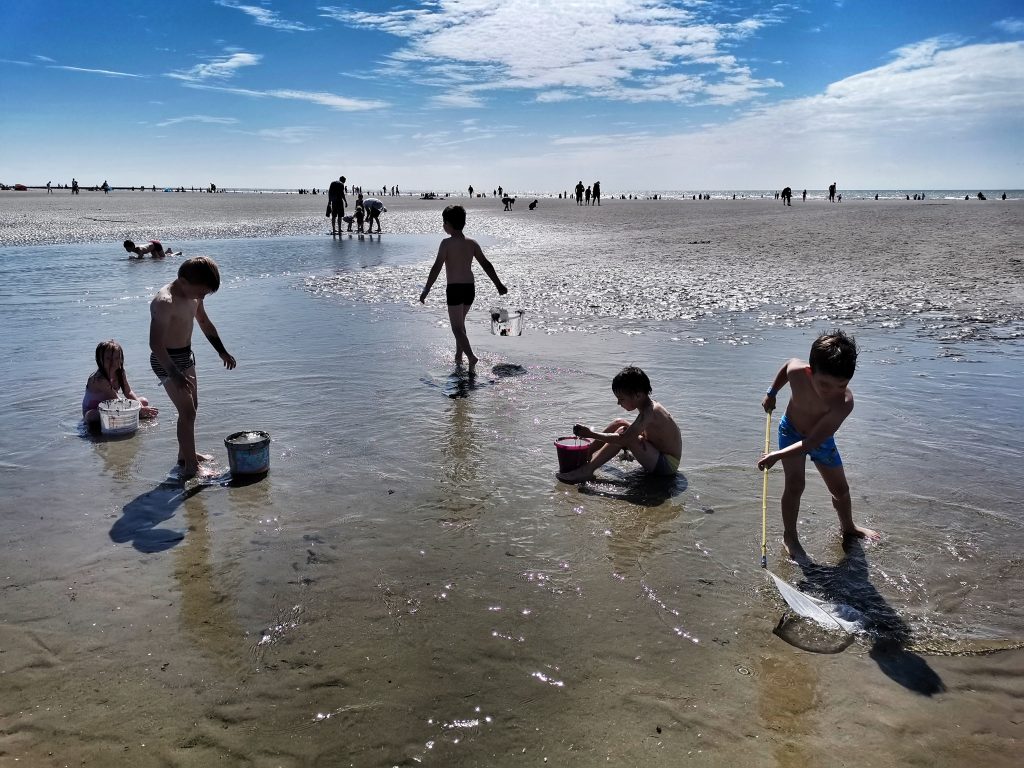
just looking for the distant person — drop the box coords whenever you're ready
[528,199,538,210]
[419,205,508,373]
[102,180,110,194]
[592,181,601,206]
[363,197,386,233]
[502,195,514,211]
[556,366,681,484]
[575,180,584,205]
[46,181,52,194]
[828,182,837,203]
[328,175,348,235]
[82,339,158,428]
[977,192,987,200]
[585,186,592,205]
[341,214,355,232]
[1002,192,1007,200]
[758,329,879,561]
[781,187,792,206]
[837,193,842,202]
[468,184,474,197]
[802,189,806,201]
[149,257,236,480]
[124,239,177,259]
[71,178,79,195]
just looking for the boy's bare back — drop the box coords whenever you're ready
[438,235,483,283]
[637,399,682,460]
[150,283,200,348]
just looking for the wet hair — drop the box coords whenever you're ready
[177,256,220,292]
[443,205,467,231]
[809,329,858,379]
[94,339,128,390]
[123,239,135,251]
[612,365,652,395]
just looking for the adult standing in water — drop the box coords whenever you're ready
[828,182,837,203]
[328,175,347,235]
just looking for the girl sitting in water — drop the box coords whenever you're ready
[83,340,158,427]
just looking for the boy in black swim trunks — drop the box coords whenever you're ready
[419,205,507,372]
[149,257,236,480]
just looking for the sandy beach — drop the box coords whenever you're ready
[1,191,1023,766]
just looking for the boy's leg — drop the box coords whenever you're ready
[779,454,808,560]
[557,439,621,483]
[816,463,879,542]
[164,370,200,477]
[447,304,477,370]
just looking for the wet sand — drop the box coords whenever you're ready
[1,194,1023,766]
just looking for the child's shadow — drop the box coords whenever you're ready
[792,540,945,696]
[110,481,206,553]
[578,467,688,508]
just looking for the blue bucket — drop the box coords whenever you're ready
[224,431,271,475]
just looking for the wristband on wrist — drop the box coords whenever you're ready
[767,387,778,397]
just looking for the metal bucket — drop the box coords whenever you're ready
[224,431,271,475]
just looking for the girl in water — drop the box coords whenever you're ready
[83,340,158,427]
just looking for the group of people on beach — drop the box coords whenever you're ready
[326,176,385,235]
[85,197,879,557]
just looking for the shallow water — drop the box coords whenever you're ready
[1,219,1023,765]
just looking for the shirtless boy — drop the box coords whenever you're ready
[757,329,879,560]
[557,366,681,484]
[124,239,176,259]
[419,205,507,372]
[149,257,236,479]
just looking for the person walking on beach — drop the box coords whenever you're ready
[802,189,807,202]
[781,187,792,206]
[828,182,837,203]
[757,329,879,561]
[46,181,52,194]
[468,184,474,198]
[575,181,585,205]
[556,366,681,484]
[149,257,237,480]
[419,205,507,373]
[71,178,79,195]
[328,176,347,235]
[593,181,601,206]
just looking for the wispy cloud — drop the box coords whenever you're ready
[994,17,1024,35]
[33,54,55,63]
[183,83,388,111]
[168,51,262,82]
[231,126,323,143]
[319,0,784,106]
[217,1,314,32]
[50,65,143,78]
[155,115,239,127]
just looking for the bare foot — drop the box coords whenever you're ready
[177,453,213,466]
[556,466,594,484]
[782,532,809,563]
[843,525,880,542]
[468,355,478,374]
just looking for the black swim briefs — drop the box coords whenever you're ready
[150,345,196,380]
[446,283,476,306]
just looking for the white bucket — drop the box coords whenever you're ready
[98,398,141,436]
[490,307,526,336]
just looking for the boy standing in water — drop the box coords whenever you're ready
[758,329,879,560]
[557,366,681,484]
[420,205,507,372]
[149,257,236,479]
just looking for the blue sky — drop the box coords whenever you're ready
[1,1,1022,190]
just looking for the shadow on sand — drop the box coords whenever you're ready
[777,539,945,696]
[110,479,207,553]
[578,468,688,508]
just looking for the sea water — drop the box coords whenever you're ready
[2,213,1023,765]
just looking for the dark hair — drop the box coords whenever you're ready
[123,239,135,250]
[443,204,467,231]
[809,329,858,379]
[178,256,220,292]
[612,365,652,395]
[95,339,128,391]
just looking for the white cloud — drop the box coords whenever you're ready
[183,83,388,111]
[231,126,323,143]
[994,17,1024,35]
[33,55,55,62]
[168,52,262,82]
[50,65,143,78]
[216,1,314,32]
[320,0,785,106]
[155,115,239,127]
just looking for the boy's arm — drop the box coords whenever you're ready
[473,242,508,295]
[762,359,798,412]
[758,399,852,469]
[574,412,644,446]
[196,299,237,369]
[420,247,445,302]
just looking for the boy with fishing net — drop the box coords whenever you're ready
[757,330,879,561]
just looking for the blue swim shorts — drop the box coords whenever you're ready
[778,414,842,468]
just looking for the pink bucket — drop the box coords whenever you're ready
[554,437,593,473]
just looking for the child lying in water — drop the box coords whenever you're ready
[83,340,158,427]
[123,239,179,259]
[557,366,681,483]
